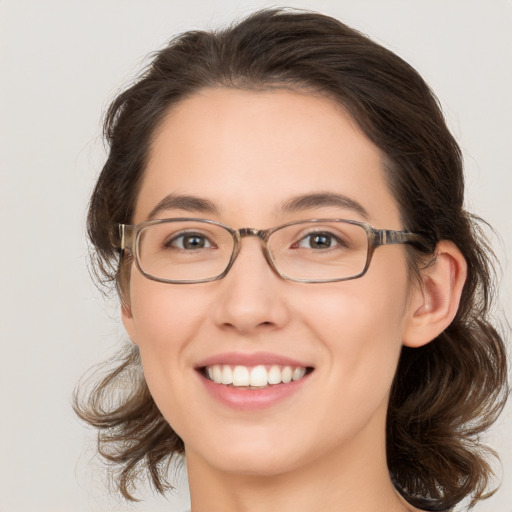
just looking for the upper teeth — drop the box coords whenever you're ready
[206,364,307,387]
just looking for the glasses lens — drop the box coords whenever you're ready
[137,220,234,282]
[268,221,369,281]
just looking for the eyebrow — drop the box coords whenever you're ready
[147,191,369,221]
[147,193,220,220]
[280,192,369,219]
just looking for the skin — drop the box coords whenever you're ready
[122,88,467,512]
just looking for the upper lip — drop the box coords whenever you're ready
[195,351,313,369]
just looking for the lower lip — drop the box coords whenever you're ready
[198,372,311,411]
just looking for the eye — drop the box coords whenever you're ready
[166,232,214,250]
[296,231,342,249]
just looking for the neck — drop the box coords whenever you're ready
[186,407,416,512]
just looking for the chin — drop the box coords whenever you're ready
[202,449,305,478]
[183,423,323,478]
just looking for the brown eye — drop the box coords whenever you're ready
[167,232,213,250]
[296,232,341,249]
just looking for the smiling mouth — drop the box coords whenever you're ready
[201,364,314,389]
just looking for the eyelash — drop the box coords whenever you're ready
[293,231,346,250]
[165,232,215,250]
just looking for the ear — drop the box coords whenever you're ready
[121,300,139,345]
[403,240,467,348]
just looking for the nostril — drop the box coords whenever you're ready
[256,321,276,329]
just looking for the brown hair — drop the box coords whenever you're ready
[74,8,508,509]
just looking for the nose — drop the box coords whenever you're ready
[212,237,290,335]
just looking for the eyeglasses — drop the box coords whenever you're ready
[118,218,432,284]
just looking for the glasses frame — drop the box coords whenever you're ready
[118,218,432,284]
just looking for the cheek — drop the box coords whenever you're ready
[127,276,210,402]
[300,254,410,396]
[128,284,216,441]
[129,275,208,349]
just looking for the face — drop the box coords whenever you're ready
[123,88,419,478]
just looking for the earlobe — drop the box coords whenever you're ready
[121,301,138,345]
[403,241,467,348]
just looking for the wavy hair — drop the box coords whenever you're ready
[74,9,508,509]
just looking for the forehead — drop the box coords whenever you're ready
[135,87,400,228]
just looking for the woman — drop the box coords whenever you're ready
[74,9,508,511]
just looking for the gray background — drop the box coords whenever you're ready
[1,1,510,511]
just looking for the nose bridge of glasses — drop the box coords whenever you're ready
[238,227,267,240]
[235,227,271,257]
[236,227,273,254]
[230,227,275,271]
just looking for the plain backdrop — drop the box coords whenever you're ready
[0,1,510,511]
